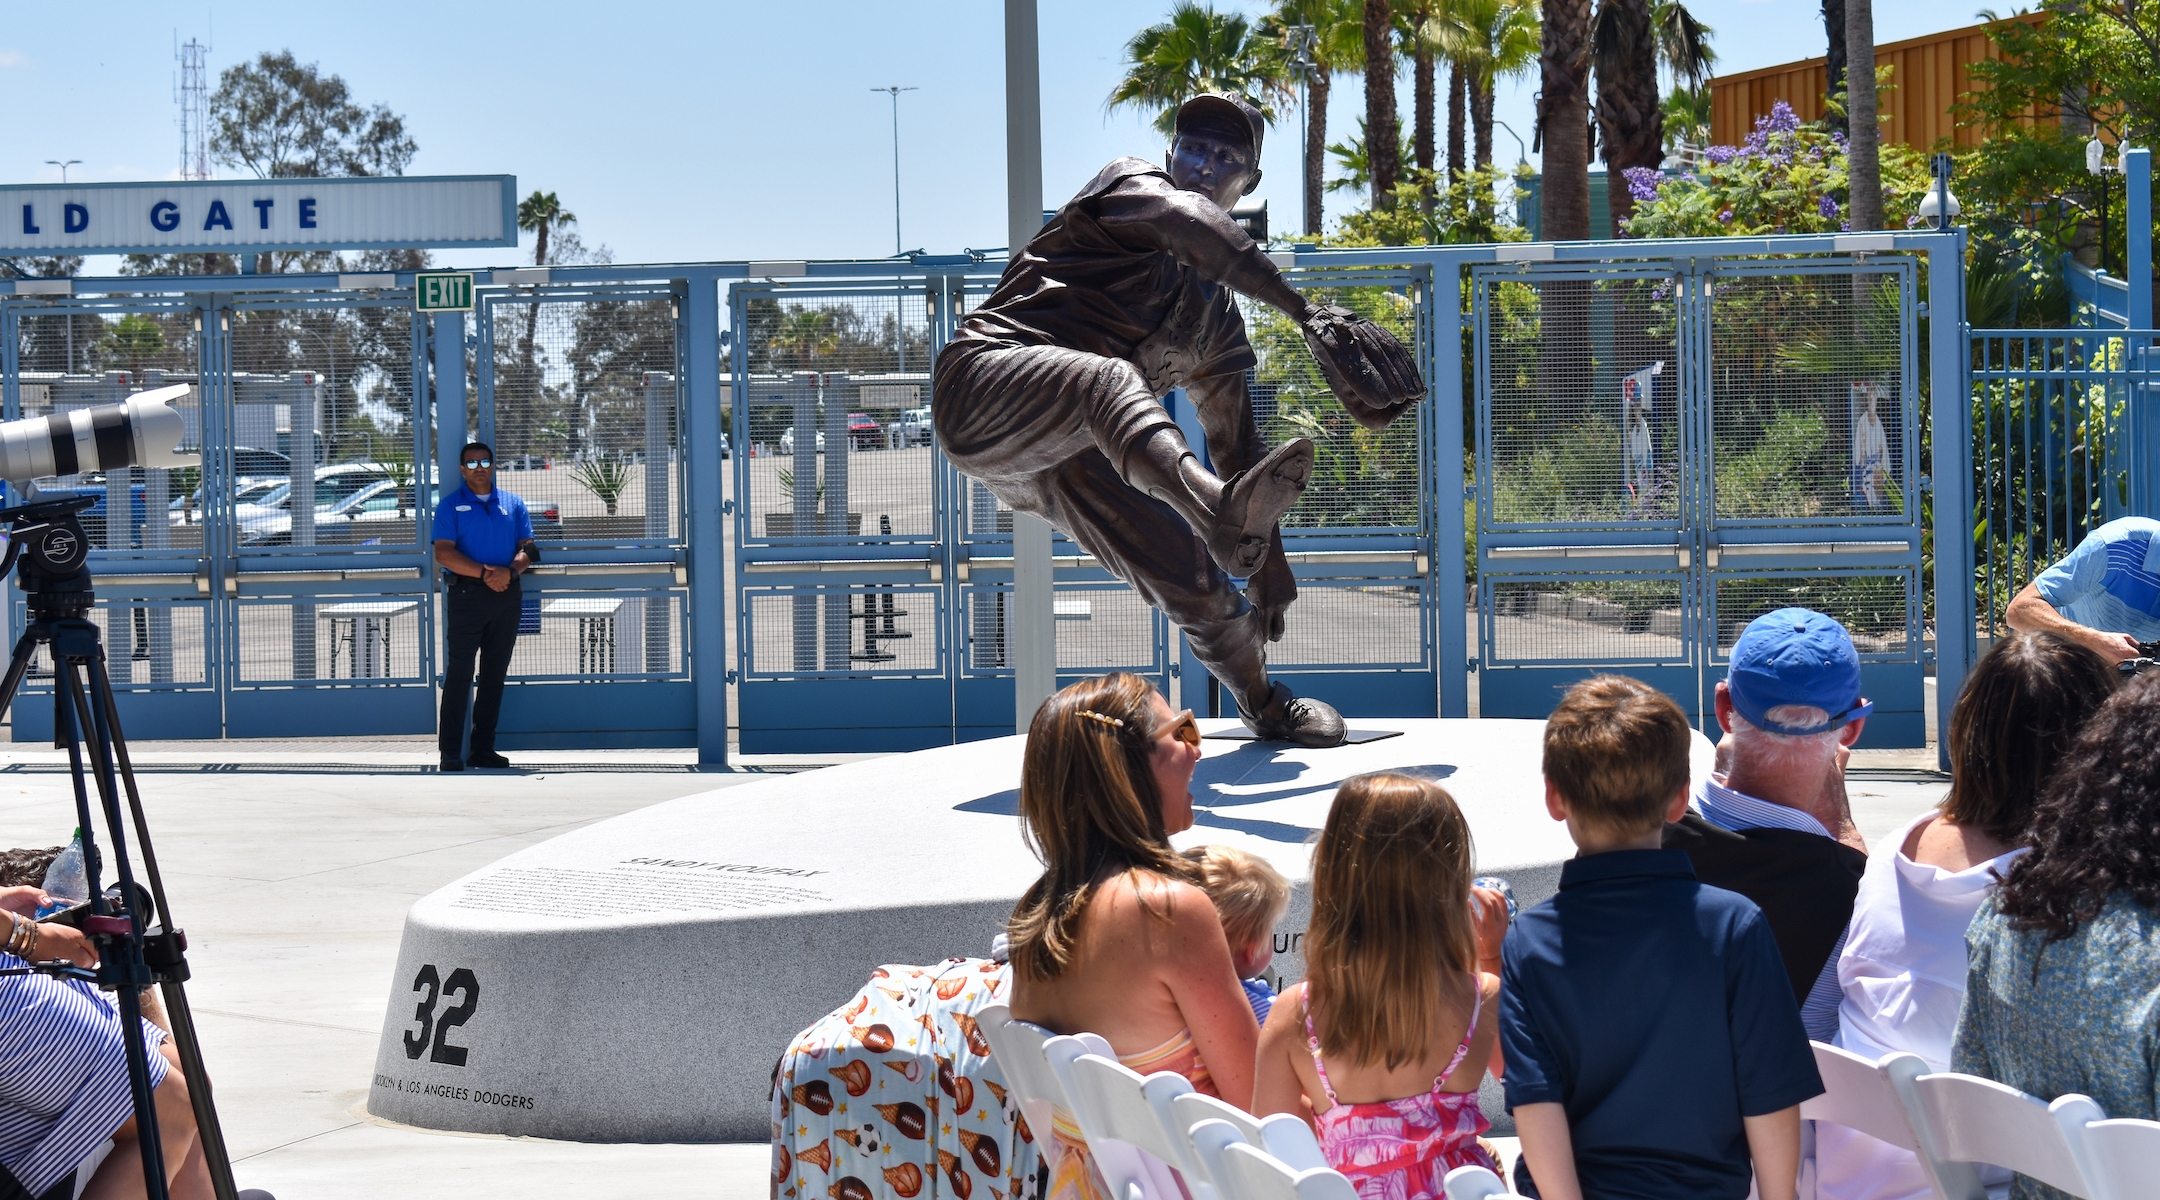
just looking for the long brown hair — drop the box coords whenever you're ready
[1943,631,2115,842]
[1304,772,1479,1069]
[1997,670,2160,950]
[1007,672,1191,981]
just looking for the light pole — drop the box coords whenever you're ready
[45,159,81,183]
[871,86,919,257]
[1285,25,1316,236]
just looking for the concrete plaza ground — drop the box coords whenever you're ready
[0,735,1947,1198]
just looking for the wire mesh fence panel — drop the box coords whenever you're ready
[744,584,941,677]
[735,291,935,542]
[1266,583,1425,666]
[16,600,212,687]
[1708,271,1908,522]
[234,597,426,683]
[1051,584,1159,672]
[1970,332,2140,635]
[1480,274,1682,527]
[487,295,681,543]
[503,590,687,679]
[1484,578,1687,665]
[1245,282,1423,531]
[226,304,418,551]
[12,307,205,555]
[1712,573,1913,660]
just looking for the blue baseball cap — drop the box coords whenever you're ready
[1725,608,1874,736]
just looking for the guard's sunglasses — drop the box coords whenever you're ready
[1165,708,1201,749]
[462,458,493,470]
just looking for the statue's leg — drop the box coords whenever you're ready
[1036,449,1345,749]
[935,341,1314,580]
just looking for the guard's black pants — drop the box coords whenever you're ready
[439,581,521,760]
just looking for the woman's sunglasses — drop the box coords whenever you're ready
[1165,709,1201,749]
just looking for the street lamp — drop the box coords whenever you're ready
[45,159,81,183]
[870,86,919,257]
[1492,120,1530,168]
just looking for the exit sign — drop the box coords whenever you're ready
[415,271,474,312]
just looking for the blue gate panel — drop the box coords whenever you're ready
[225,685,434,738]
[1850,664,1925,750]
[493,681,695,750]
[13,688,223,742]
[1271,670,1437,719]
[740,678,955,754]
[1479,665,1707,725]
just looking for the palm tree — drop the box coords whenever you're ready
[513,190,575,388]
[1262,0,1365,236]
[1432,0,1540,171]
[1393,0,1444,204]
[1539,0,1594,239]
[1594,0,1662,234]
[1846,0,1882,229]
[1821,0,1847,134]
[1650,3,1716,156]
[1363,0,1403,209]
[1107,2,1281,137]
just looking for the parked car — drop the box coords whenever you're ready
[778,427,825,455]
[847,413,883,450]
[887,407,934,448]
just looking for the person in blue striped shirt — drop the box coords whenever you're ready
[2008,515,2160,663]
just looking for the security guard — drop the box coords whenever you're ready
[433,441,536,770]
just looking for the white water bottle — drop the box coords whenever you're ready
[35,830,87,919]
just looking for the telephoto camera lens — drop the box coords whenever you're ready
[0,383,194,484]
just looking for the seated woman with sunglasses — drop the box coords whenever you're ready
[1007,672,1254,1200]
[768,674,1228,1200]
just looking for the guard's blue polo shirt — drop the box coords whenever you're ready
[1500,848,1822,1200]
[2033,516,2160,641]
[432,483,532,572]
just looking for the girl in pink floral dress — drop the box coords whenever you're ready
[1253,772,1512,1200]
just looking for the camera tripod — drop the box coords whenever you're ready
[0,496,237,1200]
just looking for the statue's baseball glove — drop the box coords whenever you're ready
[1300,304,1425,431]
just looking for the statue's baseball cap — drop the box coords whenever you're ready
[1724,607,1874,735]
[1175,94,1265,163]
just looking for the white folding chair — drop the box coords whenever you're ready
[1067,1053,1209,1200]
[976,1005,1103,1173]
[1167,1090,1330,1173]
[1042,1036,1181,1200]
[2075,1116,2160,1200]
[1213,1139,1361,1200]
[1442,1164,1519,1200]
[1913,1071,2106,1198]
[1800,1042,1984,1200]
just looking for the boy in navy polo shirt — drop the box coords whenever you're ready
[1502,675,1821,1200]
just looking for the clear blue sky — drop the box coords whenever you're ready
[0,1,1969,274]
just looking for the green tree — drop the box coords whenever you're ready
[1594,0,1664,233]
[1844,0,1882,228]
[1651,1,1716,151]
[1362,0,1404,209]
[211,50,416,178]
[1539,0,1595,239]
[1430,0,1541,171]
[1107,2,1281,137]
[513,191,577,402]
[1260,0,1364,235]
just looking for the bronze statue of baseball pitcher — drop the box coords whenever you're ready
[932,94,1425,747]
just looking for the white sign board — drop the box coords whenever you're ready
[0,175,516,256]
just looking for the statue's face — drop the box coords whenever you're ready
[1169,130,1257,210]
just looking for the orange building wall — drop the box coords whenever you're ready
[1707,14,2048,151]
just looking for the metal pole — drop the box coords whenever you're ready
[1005,0,1056,734]
[2127,147,2155,516]
[873,86,919,257]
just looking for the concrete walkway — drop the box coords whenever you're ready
[0,737,1946,1199]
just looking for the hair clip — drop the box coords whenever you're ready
[1077,709,1126,730]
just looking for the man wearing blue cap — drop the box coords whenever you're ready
[2006,515,2160,663]
[1664,607,1871,1042]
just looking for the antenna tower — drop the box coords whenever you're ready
[175,34,211,181]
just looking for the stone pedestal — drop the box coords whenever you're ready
[367,718,1714,1141]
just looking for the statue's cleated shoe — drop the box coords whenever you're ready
[1205,438,1314,578]
[1238,681,1347,748]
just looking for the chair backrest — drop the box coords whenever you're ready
[1043,1036,1182,1200]
[974,1006,1066,1163]
[1441,1164,1514,1200]
[1801,1044,1985,1200]
[1068,1054,1203,1179]
[1256,1112,1330,1173]
[1187,1118,1252,1195]
[1802,1042,1922,1151]
[1215,1140,1362,1200]
[2077,1117,2160,1200]
[1914,1072,2106,1197]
